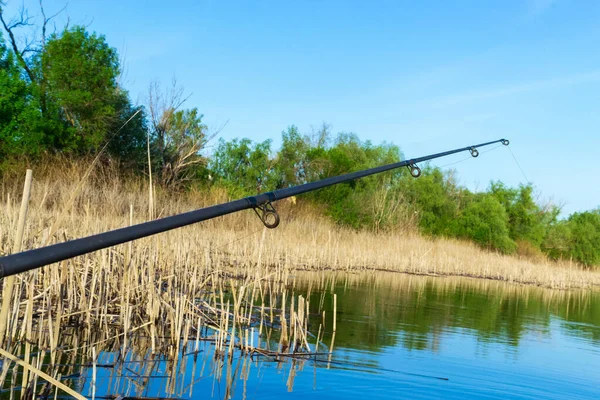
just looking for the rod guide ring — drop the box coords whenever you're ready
[470,147,479,158]
[407,163,421,178]
[501,139,510,146]
[252,201,280,229]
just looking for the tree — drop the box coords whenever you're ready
[0,32,46,158]
[452,193,516,253]
[276,123,332,187]
[542,221,572,261]
[279,131,406,230]
[148,81,209,188]
[106,91,148,170]
[2,4,146,161]
[0,1,37,83]
[277,125,311,186]
[210,138,277,196]
[38,26,122,152]
[489,182,555,247]
[399,167,460,236]
[565,210,600,267]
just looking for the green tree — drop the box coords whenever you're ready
[106,92,148,170]
[38,26,121,152]
[277,125,310,186]
[542,220,572,261]
[399,167,460,236]
[565,210,600,267]
[1,5,148,163]
[489,182,553,247]
[452,193,516,253]
[210,138,277,196]
[288,132,405,230]
[148,82,209,188]
[0,32,45,158]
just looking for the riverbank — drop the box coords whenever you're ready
[1,161,598,290]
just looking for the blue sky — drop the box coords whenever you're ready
[5,0,600,215]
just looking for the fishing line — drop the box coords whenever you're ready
[438,144,503,169]
[506,145,531,184]
[438,144,504,168]
[212,199,297,252]
[312,357,449,381]
[438,155,472,169]
[213,226,265,251]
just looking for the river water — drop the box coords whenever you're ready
[84,272,600,399]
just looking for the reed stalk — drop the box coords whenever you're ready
[0,169,32,345]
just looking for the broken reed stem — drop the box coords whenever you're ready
[0,169,33,345]
[333,294,337,332]
[147,130,154,220]
[91,347,97,400]
[0,347,87,400]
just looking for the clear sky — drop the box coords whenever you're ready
[4,0,600,215]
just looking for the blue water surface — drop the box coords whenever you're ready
[83,273,600,399]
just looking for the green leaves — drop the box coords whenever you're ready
[39,26,121,152]
[453,193,516,253]
[0,33,45,157]
[1,25,145,159]
[489,182,554,247]
[210,138,278,196]
[561,211,600,267]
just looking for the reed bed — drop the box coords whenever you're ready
[1,157,594,291]
[0,159,598,396]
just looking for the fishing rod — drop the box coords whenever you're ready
[0,138,509,278]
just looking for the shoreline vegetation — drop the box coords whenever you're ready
[1,159,598,291]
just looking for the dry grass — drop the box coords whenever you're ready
[0,157,599,395]
[2,156,599,290]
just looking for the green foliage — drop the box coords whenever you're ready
[106,93,148,169]
[563,211,600,267]
[277,125,312,186]
[542,221,572,261]
[1,24,148,167]
[0,33,45,157]
[399,167,459,236]
[151,107,208,188]
[39,26,121,152]
[489,182,555,247]
[210,138,278,196]
[452,193,516,253]
[305,133,404,229]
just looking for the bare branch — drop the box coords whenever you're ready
[0,4,35,81]
[7,5,32,29]
[39,0,68,46]
[147,80,207,188]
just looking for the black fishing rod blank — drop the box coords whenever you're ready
[0,138,509,278]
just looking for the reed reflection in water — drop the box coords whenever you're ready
[8,271,599,399]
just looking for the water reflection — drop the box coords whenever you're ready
[75,272,600,399]
[296,272,600,353]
